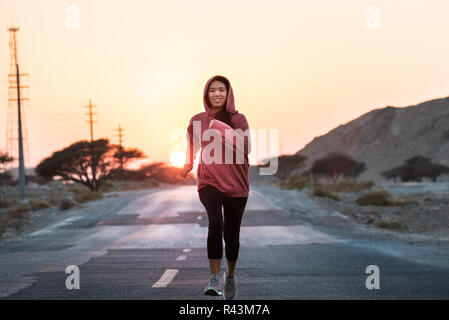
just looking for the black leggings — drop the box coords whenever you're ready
[198,185,248,262]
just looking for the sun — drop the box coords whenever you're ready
[170,151,186,168]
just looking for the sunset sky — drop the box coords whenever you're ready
[1,0,449,169]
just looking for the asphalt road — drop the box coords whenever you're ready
[1,185,448,299]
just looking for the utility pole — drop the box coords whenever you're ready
[113,124,125,170]
[84,99,97,142]
[7,26,28,199]
[84,100,97,189]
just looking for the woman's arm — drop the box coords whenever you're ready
[181,117,201,177]
[209,115,251,158]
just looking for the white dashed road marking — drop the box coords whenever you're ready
[182,248,191,253]
[176,255,187,261]
[152,269,178,288]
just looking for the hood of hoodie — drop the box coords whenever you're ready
[203,75,238,115]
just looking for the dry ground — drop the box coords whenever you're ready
[0,179,162,241]
[252,180,449,243]
[313,190,449,241]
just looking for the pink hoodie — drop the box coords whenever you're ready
[184,75,251,197]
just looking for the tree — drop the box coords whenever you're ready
[0,152,14,170]
[275,154,307,180]
[35,139,145,191]
[257,154,307,180]
[382,155,449,182]
[113,147,145,171]
[311,152,361,184]
[345,161,367,178]
[0,152,14,185]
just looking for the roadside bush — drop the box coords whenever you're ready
[46,196,61,206]
[376,218,404,230]
[313,186,340,201]
[356,190,394,206]
[58,196,76,210]
[29,199,51,211]
[73,190,103,203]
[280,173,310,190]
[10,203,32,219]
[99,180,115,192]
[330,178,375,192]
[393,196,420,207]
[67,185,90,194]
[0,202,36,238]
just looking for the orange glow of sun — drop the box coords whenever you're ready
[170,151,186,168]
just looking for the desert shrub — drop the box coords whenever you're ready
[10,204,32,219]
[67,185,90,194]
[58,196,76,210]
[73,190,103,203]
[330,178,375,192]
[29,199,51,211]
[69,184,102,203]
[280,173,310,190]
[392,197,420,207]
[99,180,115,192]
[46,197,60,206]
[313,186,340,201]
[356,190,394,206]
[376,218,404,230]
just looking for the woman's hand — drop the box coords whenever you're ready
[180,163,193,178]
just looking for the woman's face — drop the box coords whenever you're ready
[208,80,227,112]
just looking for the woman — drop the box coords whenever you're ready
[180,75,251,300]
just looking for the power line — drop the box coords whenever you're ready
[30,93,85,120]
[28,102,86,128]
[30,81,85,119]
[26,106,86,129]
[99,116,116,131]
[28,102,84,124]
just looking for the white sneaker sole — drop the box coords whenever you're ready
[204,287,222,296]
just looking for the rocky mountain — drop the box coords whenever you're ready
[295,96,449,183]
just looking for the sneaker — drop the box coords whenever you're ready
[223,272,236,300]
[204,274,222,296]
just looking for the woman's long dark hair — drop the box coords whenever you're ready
[207,76,235,129]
